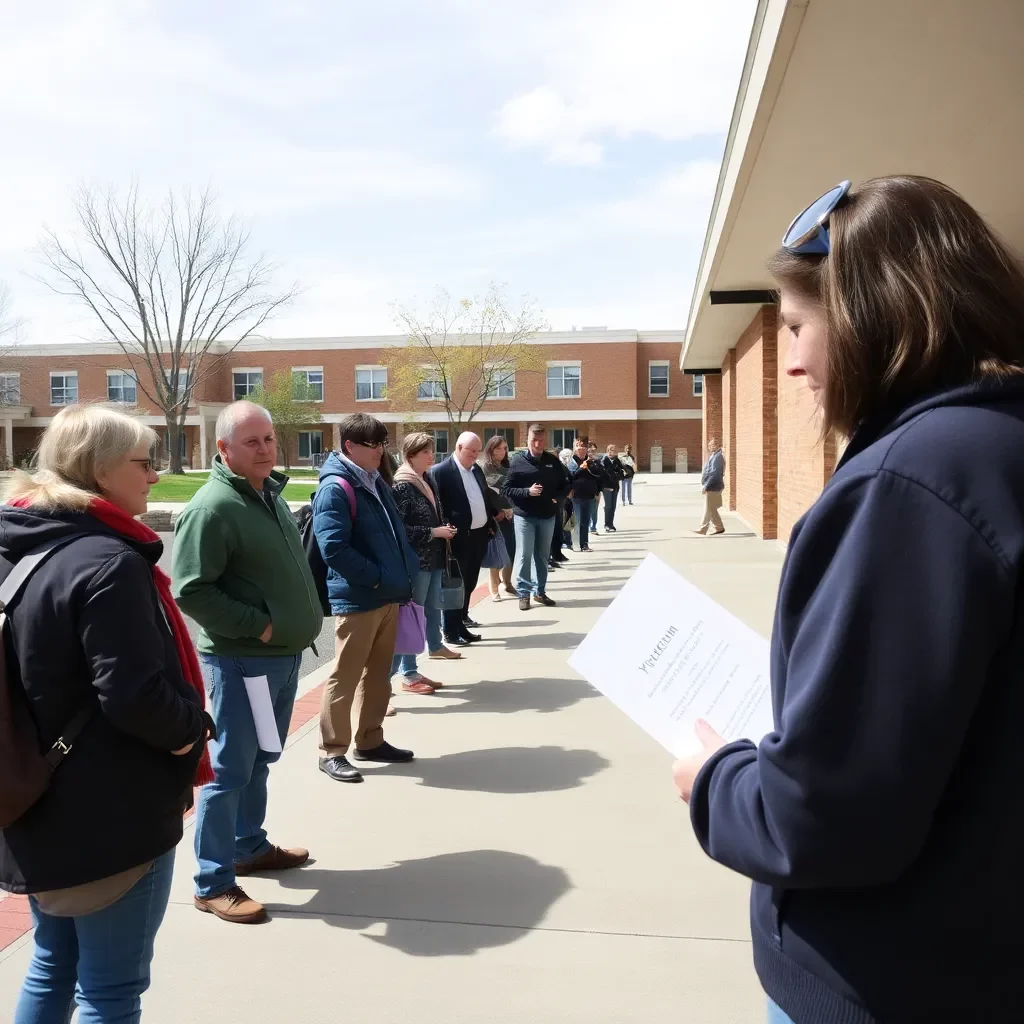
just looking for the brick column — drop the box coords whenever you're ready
[702,373,723,459]
[722,349,737,511]
[518,421,529,448]
[761,305,779,541]
[332,422,341,452]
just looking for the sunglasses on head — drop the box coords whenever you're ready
[782,180,852,255]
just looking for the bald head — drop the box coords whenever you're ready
[455,431,482,469]
[216,401,277,489]
[216,400,273,443]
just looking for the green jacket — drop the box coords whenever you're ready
[171,456,323,657]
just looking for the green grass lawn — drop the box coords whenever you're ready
[148,470,320,504]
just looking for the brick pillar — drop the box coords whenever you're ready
[722,349,737,511]
[702,373,723,459]
[518,421,529,448]
[332,422,341,452]
[587,421,599,445]
[761,305,779,541]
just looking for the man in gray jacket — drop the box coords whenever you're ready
[695,437,726,535]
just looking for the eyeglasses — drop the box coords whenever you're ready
[782,180,852,255]
[357,439,388,451]
[130,458,154,472]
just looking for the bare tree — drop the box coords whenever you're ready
[38,183,296,472]
[386,284,548,428]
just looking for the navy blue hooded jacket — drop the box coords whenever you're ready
[690,380,1024,1023]
[312,453,419,615]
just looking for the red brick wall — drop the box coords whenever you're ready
[721,348,737,510]
[702,373,723,463]
[776,342,836,542]
[733,307,778,539]
[637,418,702,472]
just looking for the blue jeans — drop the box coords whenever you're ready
[620,477,633,503]
[767,999,796,1024]
[194,653,300,898]
[572,497,594,550]
[513,515,556,597]
[589,497,599,530]
[15,850,175,1024]
[391,568,443,678]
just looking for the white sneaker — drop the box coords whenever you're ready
[492,591,503,602]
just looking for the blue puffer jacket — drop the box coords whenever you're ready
[312,453,419,614]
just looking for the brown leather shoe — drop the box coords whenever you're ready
[235,844,309,876]
[428,646,462,660]
[401,678,436,695]
[194,886,266,924]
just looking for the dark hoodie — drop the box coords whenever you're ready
[690,380,1024,1023]
[0,506,206,894]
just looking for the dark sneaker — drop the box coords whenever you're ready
[319,756,364,783]
[534,594,556,607]
[519,596,531,611]
[353,741,415,763]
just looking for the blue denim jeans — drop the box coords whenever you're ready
[602,487,618,528]
[572,497,594,550]
[589,496,599,530]
[15,850,175,1024]
[391,568,443,678]
[620,477,633,503]
[767,999,796,1024]
[513,515,556,597]
[193,653,300,898]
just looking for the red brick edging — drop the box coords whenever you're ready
[0,582,491,953]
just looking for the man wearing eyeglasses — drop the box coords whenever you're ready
[312,413,420,785]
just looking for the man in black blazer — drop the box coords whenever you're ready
[428,431,498,645]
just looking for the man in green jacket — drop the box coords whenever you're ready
[172,401,323,925]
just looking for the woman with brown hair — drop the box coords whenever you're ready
[674,177,1024,1023]
[481,434,517,600]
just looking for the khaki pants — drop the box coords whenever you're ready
[319,605,398,756]
[698,491,725,533]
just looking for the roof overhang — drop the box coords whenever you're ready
[682,0,1024,370]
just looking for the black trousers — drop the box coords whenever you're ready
[444,526,489,638]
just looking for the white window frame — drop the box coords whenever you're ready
[648,360,670,398]
[484,362,516,400]
[0,372,21,405]
[292,366,324,403]
[692,373,704,397]
[175,368,192,408]
[417,365,446,401]
[106,370,138,405]
[432,428,450,463]
[551,427,576,451]
[484,427,515,444]
[232,368,263,400]
[49,371,79,407]
[298,430,324,461]
[355,365,387,402]
[546,361,582,399]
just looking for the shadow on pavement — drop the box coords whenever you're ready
[377,745,609,794]
[264,850,571,956]
[501,631,586,651]
[554,598,612,609]
[400,675,600,716]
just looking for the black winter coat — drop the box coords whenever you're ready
[0,507,207,894]
[392,477,446,571]
[569,454,605,500]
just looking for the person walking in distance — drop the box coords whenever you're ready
[502,424,566,610]
[695,437,726,536]
[313,414,419,783]
[568,436,603,552]
[390,432,459,691]
[598,444,626,532]
[173,401,321,925]
[429,432,499,645]
[619,444,637,505]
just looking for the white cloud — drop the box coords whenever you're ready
[491,0,756,163]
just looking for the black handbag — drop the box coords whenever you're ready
[438,542,465,611]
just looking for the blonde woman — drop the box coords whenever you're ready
[1,405,212,1024]
[481,434,517,600]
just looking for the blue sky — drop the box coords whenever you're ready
[0,0,756,343]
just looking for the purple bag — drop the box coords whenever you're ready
[394,602,427,656]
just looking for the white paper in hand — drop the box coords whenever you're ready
[243,675,283,753]
[568,554,774,757]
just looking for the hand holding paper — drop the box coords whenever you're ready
[568,554,774,759]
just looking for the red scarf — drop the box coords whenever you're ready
[11,496,214,786]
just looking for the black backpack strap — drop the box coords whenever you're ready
[0,535,94,766]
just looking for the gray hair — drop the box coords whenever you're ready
[216,401,273,443]
[455,431,481,449]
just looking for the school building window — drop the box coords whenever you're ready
[551,427,576,451]
[356,366,387,401]
[298,430,324,461]
[484,427,515,445]
[648,361,670,397]
[546,363,581,398]
[107,371,137,404]
[0,373,21,405]
[293,367,324,402]
[693,373,704,397]
[233,370,263,400]
[432,429,449,462]
[50,372,78,406]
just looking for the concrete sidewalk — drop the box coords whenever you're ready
[0,474,784,1023]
